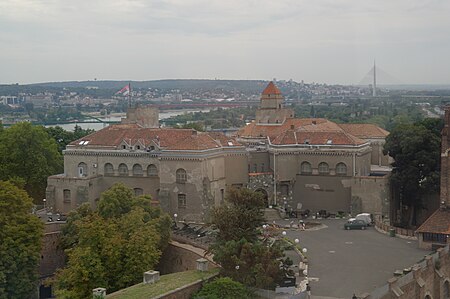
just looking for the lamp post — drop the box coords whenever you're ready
[43,198,46,210]
[173,213,178,228]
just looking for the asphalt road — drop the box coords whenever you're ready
[281,219,430,298]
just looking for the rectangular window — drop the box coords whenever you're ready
[63,189,71,203]
[261,163,265,173]
[220,189,224,203]
[178,194,186,209]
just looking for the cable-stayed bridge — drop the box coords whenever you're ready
[358,63,402,87]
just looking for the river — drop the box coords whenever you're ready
[45,109,211,131]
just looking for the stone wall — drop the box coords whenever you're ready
[39,223,66,279]
[157,242,217,275]
[343,175,390,218]
[364,245,450,299]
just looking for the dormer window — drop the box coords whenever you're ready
[136,145,141,150]
[122,145,126,149]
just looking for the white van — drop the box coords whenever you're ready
[355,213,372,226]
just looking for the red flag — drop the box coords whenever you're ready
[116,84,130,95]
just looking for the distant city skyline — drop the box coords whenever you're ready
[1,0,449,85]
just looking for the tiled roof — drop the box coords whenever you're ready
[68,124,241,151]
[237,118,334,139]
[338,124,389,139]
[262,81,281,95]
[237,118,366,146]
[416,208,450,234]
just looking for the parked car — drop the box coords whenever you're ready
[355,213,372,226]
[344,219,367,230]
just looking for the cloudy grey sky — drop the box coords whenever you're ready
[1,0,449,84]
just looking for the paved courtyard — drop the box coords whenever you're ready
[278,218,430,299]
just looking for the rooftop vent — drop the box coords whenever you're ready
[326,139,332,145]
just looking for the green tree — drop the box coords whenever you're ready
[383,118,442,227]
[0,122,63,202]
[209,188,284,289]
[0,181,43,299]
[193,277,251,299]
[54,183,171,298]
[45,125,94,153]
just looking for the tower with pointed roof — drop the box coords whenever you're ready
[255,81,294,125]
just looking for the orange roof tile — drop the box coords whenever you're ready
[69,124,241,151]
[338,124,389,139]
[271,130,366,146]
[262,81,281,95]
[416,209,450,234]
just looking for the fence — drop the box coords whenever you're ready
[374,221,416,238]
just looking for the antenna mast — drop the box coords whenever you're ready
[373,60,377,97]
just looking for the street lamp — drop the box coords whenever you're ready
[282,231,287,236]
[173,213,178,228]
[302,248,307,253]
[43,198,46,210]
[295,238,299,244]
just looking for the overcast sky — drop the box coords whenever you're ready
[1,0,449,85]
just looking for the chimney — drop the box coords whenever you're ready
[312,120,317,125]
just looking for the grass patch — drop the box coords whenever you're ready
[106,268,219,299]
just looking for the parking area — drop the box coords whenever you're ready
[279,219,430,298]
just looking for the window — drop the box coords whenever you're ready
[261,163,265,172]
[318,162,329,174]
[176,168,187,183]
[423,232,447,243]
[132,164,143,176]
[122,145,126,149]
[443,280,449,299]
[147,164,158,176]
[253,164,257,173]
[78,162,87,177]
[63,189,71,203]
[220,189,224,203]
[136,145,141,150]
[104,163,114,176]
[118,163,128,176]
[336,162,347,176]
[134,188,143,196]
[300,162,312,174]
[178,194,186,209]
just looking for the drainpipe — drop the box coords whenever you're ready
[353,152,356,176]
[273,152,277,206]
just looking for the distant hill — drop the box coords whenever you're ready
[27,79,270,93]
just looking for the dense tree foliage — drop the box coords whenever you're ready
[0,180,43,299]
[54,183,171,299]
[384,118,443,226]
[0,122,63,202]
[45,125,94,153]
[209,188,284,289]
[193,277,251,299]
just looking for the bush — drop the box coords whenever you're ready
[193,277,250,299]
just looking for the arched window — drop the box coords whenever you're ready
[78,162,87,177]
[147,164,158,176]
[134,188,143,196]
[300,162,312,174]
[118,163,128,176]
[336,162,347,176]
[444,281,450,299]
[176,168,187,183]
[318,162,329,174]
[132,164,143,176]
[104,163,114,176]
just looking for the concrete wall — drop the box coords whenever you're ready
[293,175,351,213]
